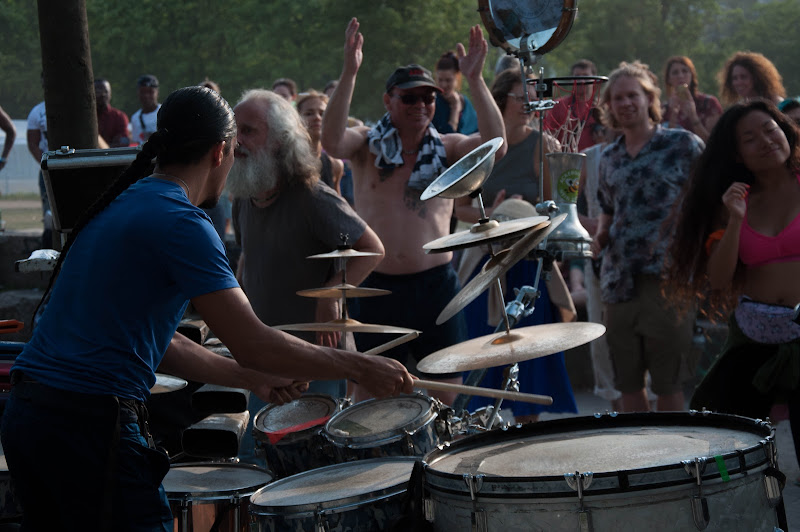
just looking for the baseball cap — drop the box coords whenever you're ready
[385,64,442,93]
[137,74,159,88]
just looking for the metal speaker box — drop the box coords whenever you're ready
[41,146,143,233]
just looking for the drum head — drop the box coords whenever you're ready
[163,463,272,500]
[250,457,416,515]
[478,0,577,56]
[254,394,338,443]
[424,413,772,497]
[324,395,435,447]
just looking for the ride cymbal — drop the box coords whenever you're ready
[275,319,419,335]
[297,284,391,299]
[436,213,566,325]
[417,322,606,374]
[423,217,550,254]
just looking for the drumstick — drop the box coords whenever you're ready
[362,331,420,357]
[414,379,553,406]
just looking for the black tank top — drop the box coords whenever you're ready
[320,152,334,189]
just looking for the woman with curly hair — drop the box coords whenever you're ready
[665,99,800,464]
[718,51,786,107]
[662,55,722,141]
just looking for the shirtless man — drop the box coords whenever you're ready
[321,18,506,403]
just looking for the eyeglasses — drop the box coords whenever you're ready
[393,93,436,105]
[507,93,527,103]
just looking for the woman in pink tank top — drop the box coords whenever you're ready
[665,99,800,483]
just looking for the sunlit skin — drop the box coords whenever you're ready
[709,110,800,307]
[383,87,437,134]
[608,76,652,131]
[138,86,159,113]
[667,62,692,92]
[731,65,755,99]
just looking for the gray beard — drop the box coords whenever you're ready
[225,147,279,198]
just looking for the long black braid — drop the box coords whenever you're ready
[32,86,236,324]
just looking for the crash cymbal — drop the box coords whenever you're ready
[307,248,383,260]
[275,319,419,335]
[151,373,188,394]
[423,216,550,254]
[417,322,606,374]
[436,213,567,325]
[297,284,391,299]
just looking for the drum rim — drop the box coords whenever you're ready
[163,462,273,500]
[248,456,417,516]
[253,393,340,444]
[477,0,578,56]
[323,394,437,447]
[423,412,774,498]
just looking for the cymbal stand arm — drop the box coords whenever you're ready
[485,362,520,429]
[337,256,348,320]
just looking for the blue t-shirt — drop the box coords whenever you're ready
[14,177,239,401]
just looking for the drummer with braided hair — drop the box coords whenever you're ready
[0,86,413,531]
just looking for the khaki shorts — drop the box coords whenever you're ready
[603,275,695,395]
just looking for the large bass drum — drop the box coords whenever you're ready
[423,412,784,531]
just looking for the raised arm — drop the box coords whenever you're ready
[321,18,370,160]
[443,26,507,161]
[707,182,747,290]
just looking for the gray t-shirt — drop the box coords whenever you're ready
[481,130,541,204]
[233,181,366,342]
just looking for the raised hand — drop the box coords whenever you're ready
[343,17,364,76]
[722,181,749,222]
[456,25,488,82]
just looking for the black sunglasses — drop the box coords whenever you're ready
[393,93,436,105]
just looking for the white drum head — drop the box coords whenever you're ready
[325,395,434,444]
[163,463,272,500]
[429,424,765,477]
[250,457,415,512]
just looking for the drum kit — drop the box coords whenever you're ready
[143,1,788,530]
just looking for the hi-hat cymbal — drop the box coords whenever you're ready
[297,284,391,299]
[151,373,188,394]
[423,216,550,254]
[417,322,606,374]
[275,319,419,335]
[307,249,383,260]
[437,213,567,325]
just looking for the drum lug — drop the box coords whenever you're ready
[578,509,592,532]
[423,497,435,522]
[564,471,593,492]
[691,496,710,530]
[315,505,330,532]
[463,473,485,500]
[762,467,785,508]
[471,508,488,532]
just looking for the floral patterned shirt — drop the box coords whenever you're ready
[597,125,704,304]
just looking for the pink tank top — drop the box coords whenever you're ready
[738,174,800,267]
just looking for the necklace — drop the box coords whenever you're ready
[402,148,419,155]
[153,173,190,197]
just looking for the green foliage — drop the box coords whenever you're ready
[2,0,799,122]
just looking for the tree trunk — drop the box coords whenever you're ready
[37,0,97,151]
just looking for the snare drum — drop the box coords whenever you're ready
[249,457,416,531]
[253,394,341,479]
[423,413,783,531]
[163,462,272,532]
[323,394,446,461]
